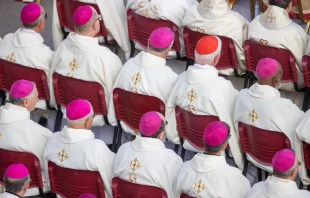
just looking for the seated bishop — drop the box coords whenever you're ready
[176,121,250,198]
[248,0,309,91]
[246,149,310,198]
[52,0,130,59]
[0,80,53,196]
[44,100,115,198]
[108,27,178,136]
[166,36,243,169]
[295,108,310,144]
[234,58,310,185]
[126,0,198,57]
[50,6,122,127]
[113,112,183,198]
[0,3,54,109]
[182,0,249,76]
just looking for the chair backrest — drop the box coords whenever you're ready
[175,106,220,150]
[52,73,108,116]
[238,122,291,166]
[0,149,43,189]
[302,55,310,87]
[112,177,167,198]
[244,40,298,84]
[180,194,194,198]
[127,9,180,53]
[113,88,165,132]
[48,161,105,198]
[302,142,310,170]
[183,27,239,72]
[0,59,50,101]
[56,0,109,37]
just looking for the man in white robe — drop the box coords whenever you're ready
[246,149,310,198]
[182,0,249,76]
[44,99,115,198]
[295,108,310,143]
[126,0,198,57]
[234,58,310,185]
[0,3,54,109]
[166,36,243,169]
[176,121,250,198]
[52,0,131,59]
[0,164,31,198]
[50,6,122,127]
[248,0,308,91]
[113,112,183,198]
[0,80,53,196]
[108,27,178,136]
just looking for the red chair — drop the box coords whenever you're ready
[112,177,167,198]
[175,106,220,160]
[112,88,165,151]
[0,149,44,195]
[180,194,194,198]
[302,55,310,111]
[238,122,291,181]
[302,142,310,190]
[127,9,181,59]
[48,161,105,198]
[52,73,110,131]
[183,27,239,76]
[0,59,51,108]
[243,40,300,91]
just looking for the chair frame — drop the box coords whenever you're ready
[302,142,310,190]
[302,55,310,111]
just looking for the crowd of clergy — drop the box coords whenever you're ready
[0,0,310,197]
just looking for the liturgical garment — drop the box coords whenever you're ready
[295,109,310,144]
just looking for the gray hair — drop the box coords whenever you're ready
[67,107,94,126]
[8,83,36,106]
[141,120,165,138]
[22,8,44,28]
[74,7,98,34]
[4,175,30,194]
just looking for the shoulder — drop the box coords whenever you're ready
[228,11,249,25]
[162,148,183,163]
[215,77,235,88]
[22,120,53,136]
[163,66,178,77]
[3,33,14,40]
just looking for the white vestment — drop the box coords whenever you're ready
[0,192,19,198]
[126,0,198,57]
[0,103,53,196]
[44,126,115,198]
[295,109,310,144]
[176,154,250,198]
[113,136,183,198]
[182,0,249,76]
[234,83,310,185]
[246,176,310,198]
[248,6,309,91]
[165,64,244,169]
[52,0,130,58]
[0,37,2,45]
[0,28,54,109]
[50,32,122,126]
[108,51,178,135]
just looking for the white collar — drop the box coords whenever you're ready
[130,135,165,152]
[0,103,30,124]
[133,51,166,68]
[21,28,40,36]
[190,153,227,173]
[58,126,94,143]
[259,5,292,30]
[248,83,280,99]
[65,32,99,54]
[262,176,299,197]
[185,64,219,84]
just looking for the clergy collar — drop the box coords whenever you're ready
[0,103,30,124]
[259,5,292,30]
[133,51,166,68]
[197,0,231,20]
[58,126,95,144]
[65,32,99,54]
[12,28,44,48]
[190,153,227,173]
[184,64,218,84]
[248,83,280,99]
[4,191,22,198]
[261,176,299,197]
[130,135,165,152]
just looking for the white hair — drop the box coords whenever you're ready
[194,36,222,63]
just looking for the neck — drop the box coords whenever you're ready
[203,151,221,156]
[76,32,95,38]
[5,191,22,198]
[24,27,40,33]
[147,50,166,59]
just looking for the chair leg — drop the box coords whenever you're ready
[257,167,262,182]
[39,188,44,196]
[130,40,135,58]
[242,153,248,176]
[302,88,309,111]
[114,43,120,55]
[264,170,269,180]
[53,109,63,132]
[116,123,123,152]
[185,59,191,71]
[112,127,118,152]
[299,181,304,189]
[243,72,249,88]
[0,90,6,106]
[180,147,186,161]
[174,144,179,154]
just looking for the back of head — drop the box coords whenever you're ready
[4,164,30,196]
[203,121,230,155]
[66,99,94,129]
[147,27,175,58]
[272,149,298,180]
[194,36,222,67]
[256,58,283,89]
[139,111,165,139]
[79,193,97,198]
[20,3,46,32]
[73,6,99,36]
[269,0,292,9]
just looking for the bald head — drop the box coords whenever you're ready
[256,58,283,89]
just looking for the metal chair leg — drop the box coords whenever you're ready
[257,167,262,182]
[180,147,186,160]
[242,153,248,176]
[302,87,309,111]
[174,144,179,154]
[54,108,63,132]
[264,170,269,180]
[0,90,6,106]
[112,127,118,152]
[116,123,123,152]
[243,72,249,88]
[130,40,135,58]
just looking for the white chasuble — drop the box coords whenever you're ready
[246,176,310,198]
[176,154,250,198]
[234,83,310,185]
[0,103,53,196]
[165,64,244,170]
[0,37,2,45]
[44,126,115,198]
[296,109,310,144]
[0,28,54,109]
[52,0,131,58]
[107,51,178,135]
[248,6,308,91]
[50,32,122,126]
[0,192,20,198]
[113,136,183,198]
[182,0,249,76]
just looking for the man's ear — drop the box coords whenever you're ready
[85,117,93,129]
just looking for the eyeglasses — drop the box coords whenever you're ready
[165,121,168,125]
[95,15,102,22]
[92,113,96,119]
[45,14,47,19]
[28,178,32,184]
